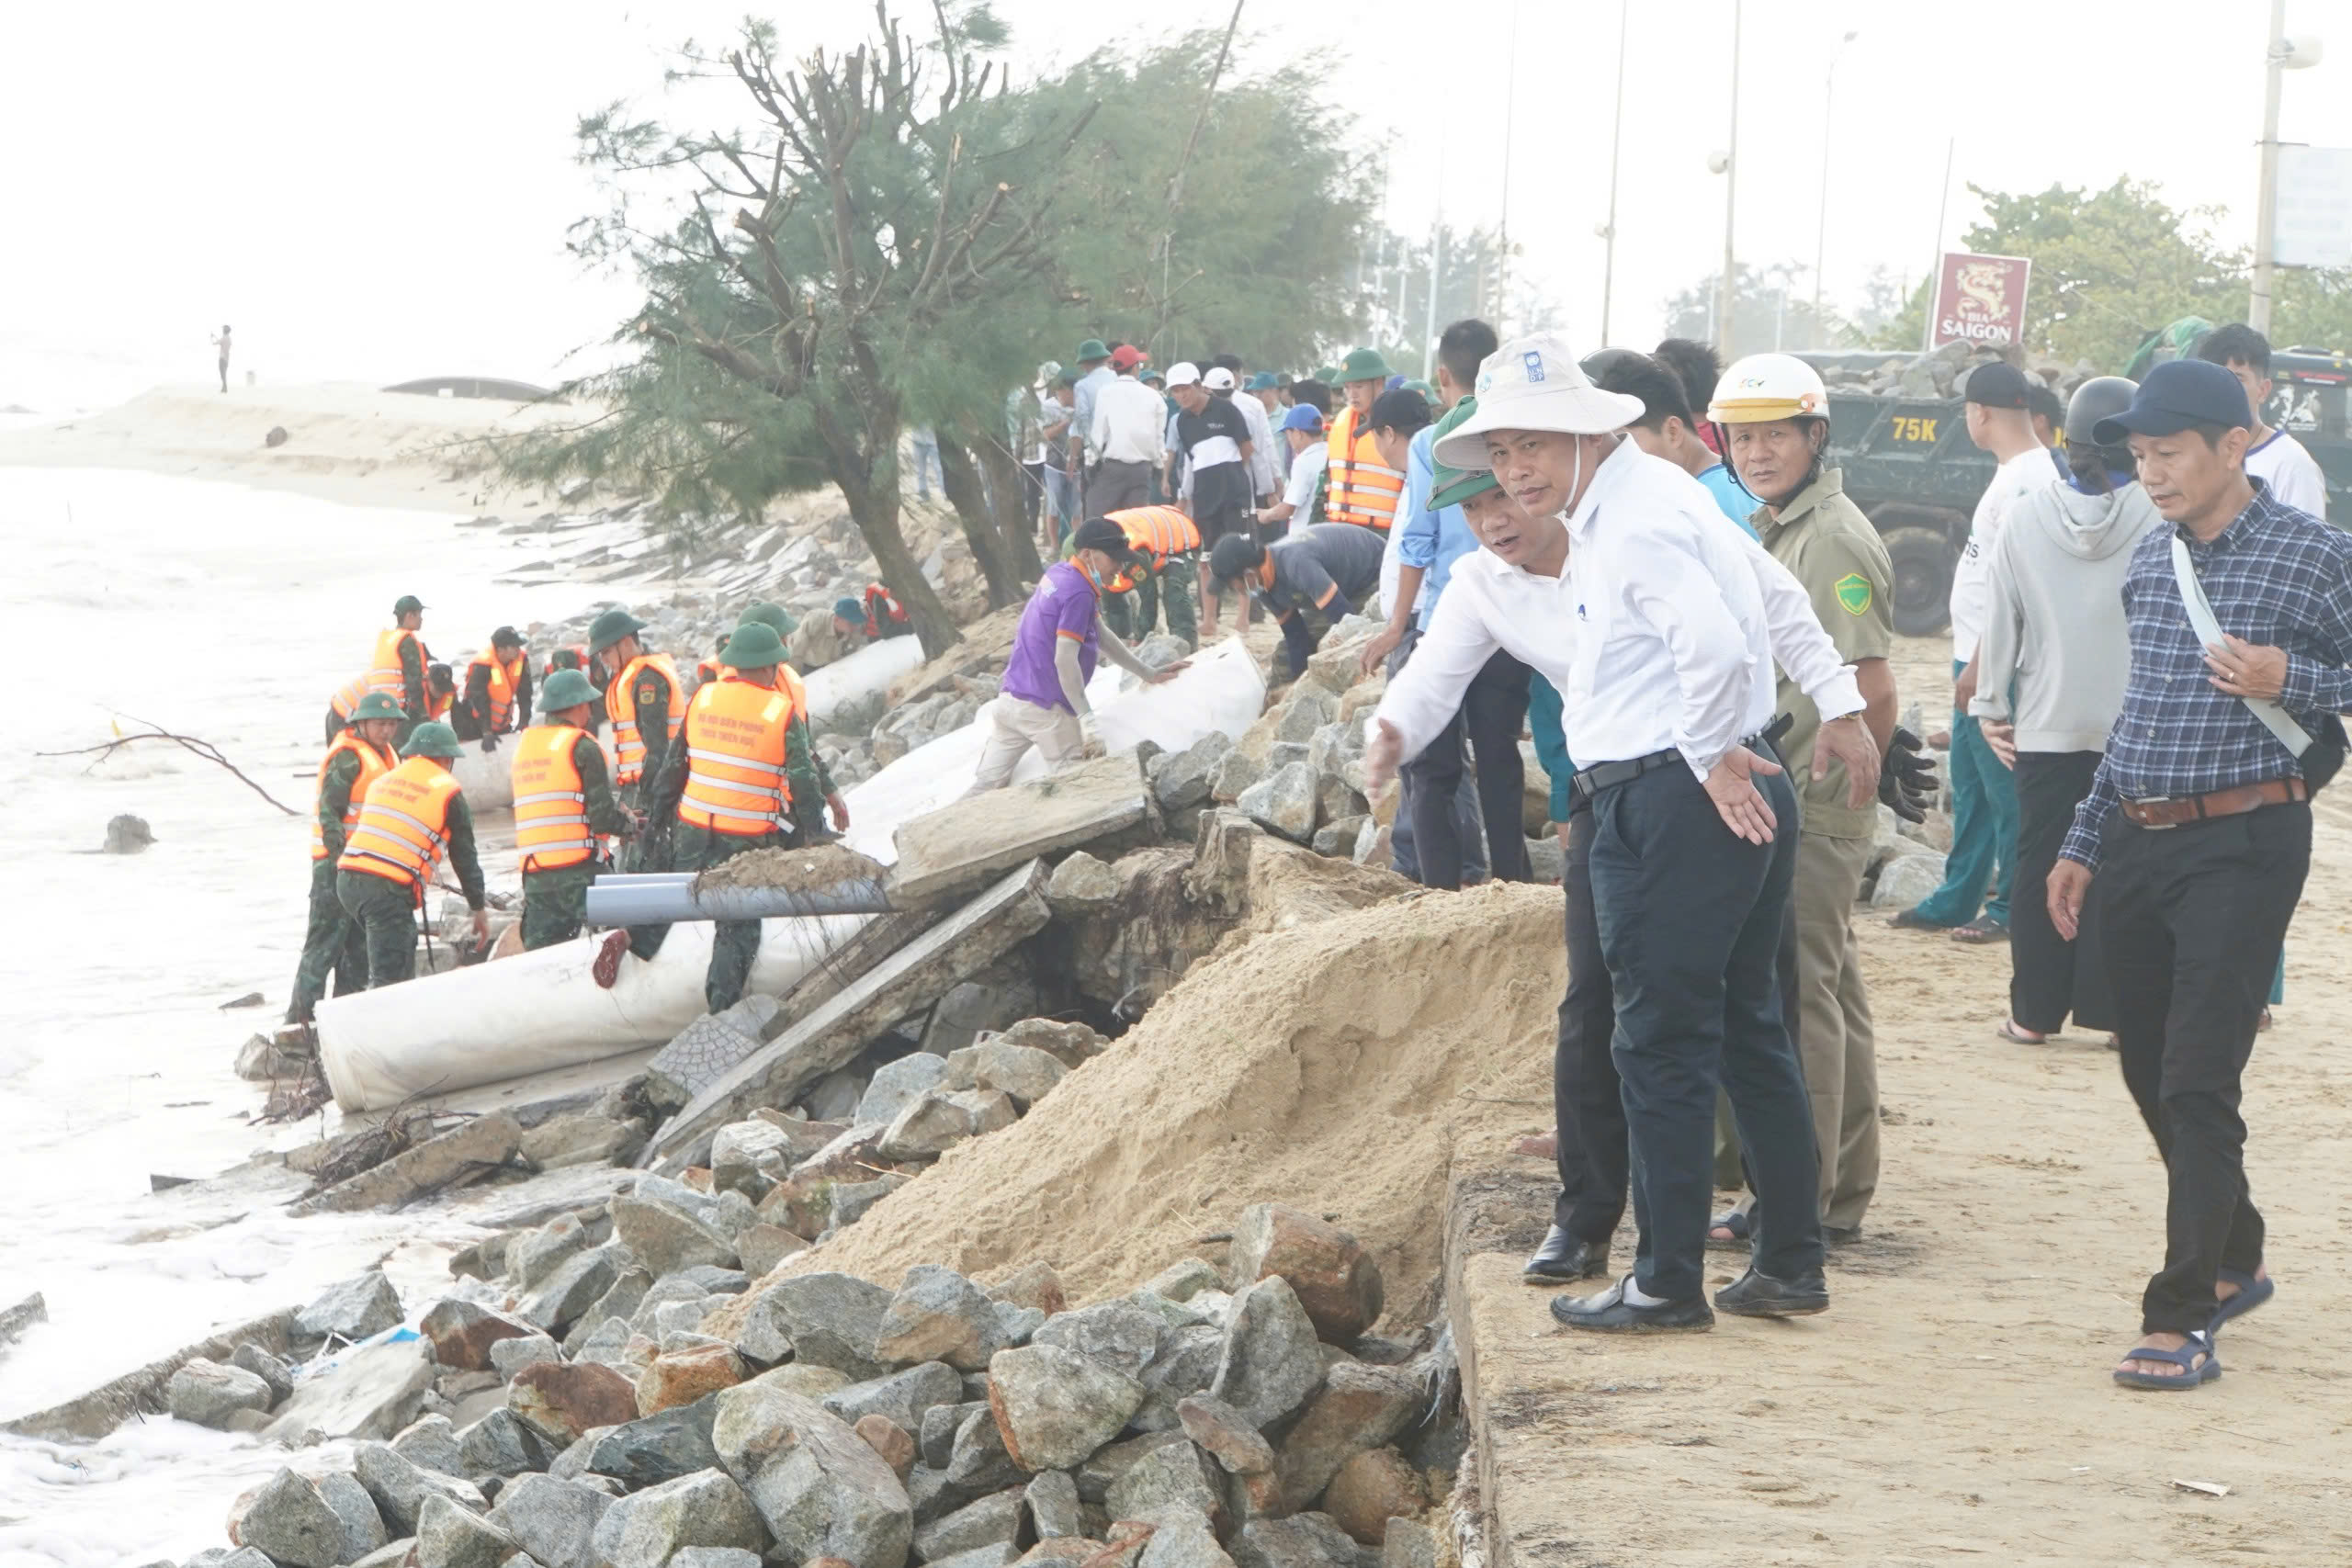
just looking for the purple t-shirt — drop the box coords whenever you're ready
[1001,560,1102,712]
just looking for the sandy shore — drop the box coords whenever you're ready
[1452,632,2352,1564]
[0,381,586,512]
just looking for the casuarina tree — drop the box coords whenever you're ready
[493,5,1094,656]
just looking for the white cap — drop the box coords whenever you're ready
[1431,332,1648,469]
[1165,362,1203,388]
[1202,367,1237,391]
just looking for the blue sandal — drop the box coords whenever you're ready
[2210,1269,2276,1333]
[2112,1332,2220,1391]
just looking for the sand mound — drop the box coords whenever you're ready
[694,842,888,895]
[765,879,1564,1325]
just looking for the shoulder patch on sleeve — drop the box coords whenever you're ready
[1834,572,1872,616]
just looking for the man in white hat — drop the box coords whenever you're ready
[1364,332,1881,1331]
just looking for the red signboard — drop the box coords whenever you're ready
[1929,251,2032,350]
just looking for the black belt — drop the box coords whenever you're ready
[1570,714,1793,806]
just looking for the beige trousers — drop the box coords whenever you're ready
[1716,829,1882,1232]
[966,695,1085,795]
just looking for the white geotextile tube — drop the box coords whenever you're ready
[315,915,866,1112]
[316,637,1266,1112]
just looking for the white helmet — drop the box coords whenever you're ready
[1708,353,1830,424]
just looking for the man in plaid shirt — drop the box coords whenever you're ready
[2049,359,2352,1393]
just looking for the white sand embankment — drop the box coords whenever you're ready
[0,381,585,511]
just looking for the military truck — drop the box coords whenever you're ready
[1795,347,2352,637]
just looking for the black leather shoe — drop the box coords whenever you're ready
[1549,1274,1713,1332]
[1713,1266,1830,1317]
[1823,1224,1863,1247]
[1522,1225,1609,1285]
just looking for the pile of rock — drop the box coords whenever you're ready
[186,1201,1452,1568]
[1806,341,2103,404]
[165,1271,424,1445]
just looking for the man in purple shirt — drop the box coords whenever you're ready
[968,518,1188,792]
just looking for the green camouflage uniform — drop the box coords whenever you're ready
[521,732,633,950]
[628,687,820,1013]
[334,787,487,989]
[287,744,377,1022]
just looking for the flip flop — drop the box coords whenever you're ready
[1887,908,1950,931]
[1951,916,2010,944]
[2112,1332,2220,1392]
[1996,1020,2048,1044]
[1705,1208,1752,1252]
[2210,1269,2276,1333]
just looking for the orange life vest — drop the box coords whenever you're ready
[427,688,454,722]
[1323,405,1406,530]
[863,584,910,638]
[310,731,397,862]
[337,757,461,889]
[512,726,601,873]
[715,662,809,717]
[695,659,722,686]
[1103,505,1201,590]
[364,627,424,703]
[606,652,684,785]
[329,672,368,721]
[677,677,800,837]
[469,647,528,733]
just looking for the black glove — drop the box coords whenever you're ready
[1879,726,1938,823]
[481,733,500,753]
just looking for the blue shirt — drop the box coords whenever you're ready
[1395,426,1481,624]
[1695,463,1760,538]
[2062,481,2352,869]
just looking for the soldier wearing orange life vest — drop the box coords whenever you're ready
[426,663,457,724]
[287,693,404,1023]
[455,626,534,750]
[514,668,637,950]
[589,606,684,821]
[325,593,431,743]
[334,721,490,990]
[1324,348,1408,532]
[862,583,914,641]
[1095,505,1201,649]
[628,619,825,1013]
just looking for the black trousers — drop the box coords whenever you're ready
[1554,807,1629,1243]
[2011,751,2116,1033]
[1588,754,1822,1300]
[1091,459,1152,515]
[1399,640,1533,891]
[2098,801,2308,1335]
[1020,462,1046,530]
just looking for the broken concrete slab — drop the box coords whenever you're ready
[2,1308,300,1442]
[888,756,1155,907]
[290,1111,525,1216]
[645,863,1052,1173]
[0,1292,46,1353]
[264,1337,437,1443]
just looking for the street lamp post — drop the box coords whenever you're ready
[1714,0,1743,353]
[1812,29,1859,348]
[2251,1,2324,334]
[1599,0,1629,344]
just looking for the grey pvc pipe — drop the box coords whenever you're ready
[583,874,896,925]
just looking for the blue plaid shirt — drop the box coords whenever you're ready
[2062,481,2352,869]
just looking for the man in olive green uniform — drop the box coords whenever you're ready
[1713,353,1898,1242]
[519,669,638,949]
[387,593,432,746]
[735,602,850,838]
[288,693,404,1023]
[334,722,492,988]
[589,606,676,818]
[635,620,826,1013]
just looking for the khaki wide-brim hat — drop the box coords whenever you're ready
[1431,332,1647,470]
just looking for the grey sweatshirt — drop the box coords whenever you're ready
[1969,478,2165,753]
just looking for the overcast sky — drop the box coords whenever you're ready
[2,0,2344,404]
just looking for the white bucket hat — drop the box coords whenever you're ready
[1165,362,1203,389]
[1430,332,1648,469]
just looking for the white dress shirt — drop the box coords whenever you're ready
[1232,390,1277,498]
[1089,376,1169,466]
[1376,439,1864,779]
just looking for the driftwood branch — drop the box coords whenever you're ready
[36,717,299,815]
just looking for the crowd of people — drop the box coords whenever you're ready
[300,300,2346,1395]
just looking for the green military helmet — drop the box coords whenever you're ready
[1426,395,1502,512]
[401,721,463,760]
[742,600,799,637]
[1312,365,1340,385]
[587,606,649,654]
[1074,337,1110,363]
[392,593,426,615]
[1337,347,1394,385]
[720,620,787,670]
[348,692,407,723]
[539,668,600,713]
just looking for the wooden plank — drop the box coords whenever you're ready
[644,862,1052,1171]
